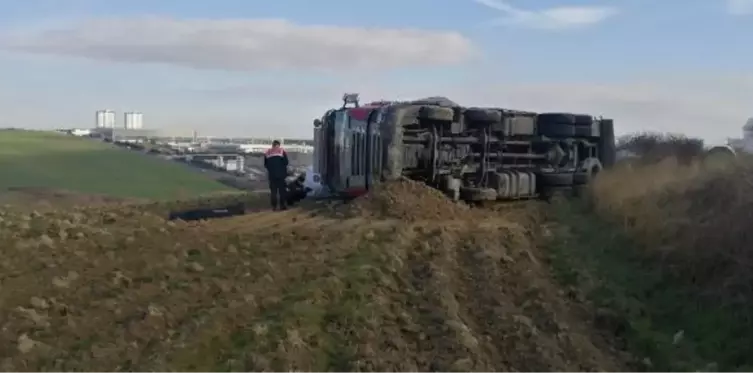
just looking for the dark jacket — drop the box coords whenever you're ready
[264,146,289,180]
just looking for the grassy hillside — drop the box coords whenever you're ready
[0,130,232,200]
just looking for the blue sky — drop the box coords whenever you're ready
[0,0,751,142]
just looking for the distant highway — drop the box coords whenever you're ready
[162,140,313,155]
[156,136,313,146]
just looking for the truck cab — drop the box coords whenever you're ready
[312,94,386,198]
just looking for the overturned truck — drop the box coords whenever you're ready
[311,94,616,202]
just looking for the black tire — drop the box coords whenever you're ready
[538,121,575,137]
[464,108,502,123]
[573,114,593,126]
[598,119,616,168]
[418,106,455,122]
[538,113,576,125]
[538,172,574,186]
[574,125,597,137]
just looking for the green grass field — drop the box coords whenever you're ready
[0,130,233,200]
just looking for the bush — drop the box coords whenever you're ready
[617,132,705,165]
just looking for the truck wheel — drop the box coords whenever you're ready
[418,106,455,122]
[538,113,576,125]
[538,121,575,137]
[574,125,597,137]
[538,172,574,186]
[464,108,502,123]
[573,114,593,126]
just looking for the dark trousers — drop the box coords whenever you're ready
[268,177,287,209]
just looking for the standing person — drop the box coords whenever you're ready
[264,140,289,210]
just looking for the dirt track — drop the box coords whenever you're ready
[0,181,626,371]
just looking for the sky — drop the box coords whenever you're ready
[0,0,751,143]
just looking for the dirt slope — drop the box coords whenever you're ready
[0,180,623,371]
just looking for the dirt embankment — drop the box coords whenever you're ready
[0,180,624,371]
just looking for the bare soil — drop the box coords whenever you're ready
[0,180,625,371]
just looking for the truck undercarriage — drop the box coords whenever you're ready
[312,95,616,203]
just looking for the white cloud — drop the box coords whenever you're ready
[462,79,751,144]
[473,0,618,30]
[2,66,749,144]
[199,73,752,143]
[0,17,476,72]
[726,0,753,15]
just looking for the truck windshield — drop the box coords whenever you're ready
[334,110,348,147]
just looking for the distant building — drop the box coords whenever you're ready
[95,110,116,128]
[726,117,753,153]
[91,127,157,142]
[124,112,144,129]
[71,129,92,136]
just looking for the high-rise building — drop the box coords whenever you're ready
[124,112,144,129]
[95,110,116,128]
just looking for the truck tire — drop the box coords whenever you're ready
[573,114,593,126]
[538,121,575,137]
[418,106,454,122]
[538,113,576,125]
[574,125,598,137]
[538,172,574,186]
[464,108,502,123]
[598,119,616,168]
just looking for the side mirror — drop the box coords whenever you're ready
[313,119,322,128]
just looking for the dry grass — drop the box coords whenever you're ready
[0,180,625,371]
[576,155,753,370]
[591,158,753,299]
[591,158,704,242]
[482,125,753,370]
